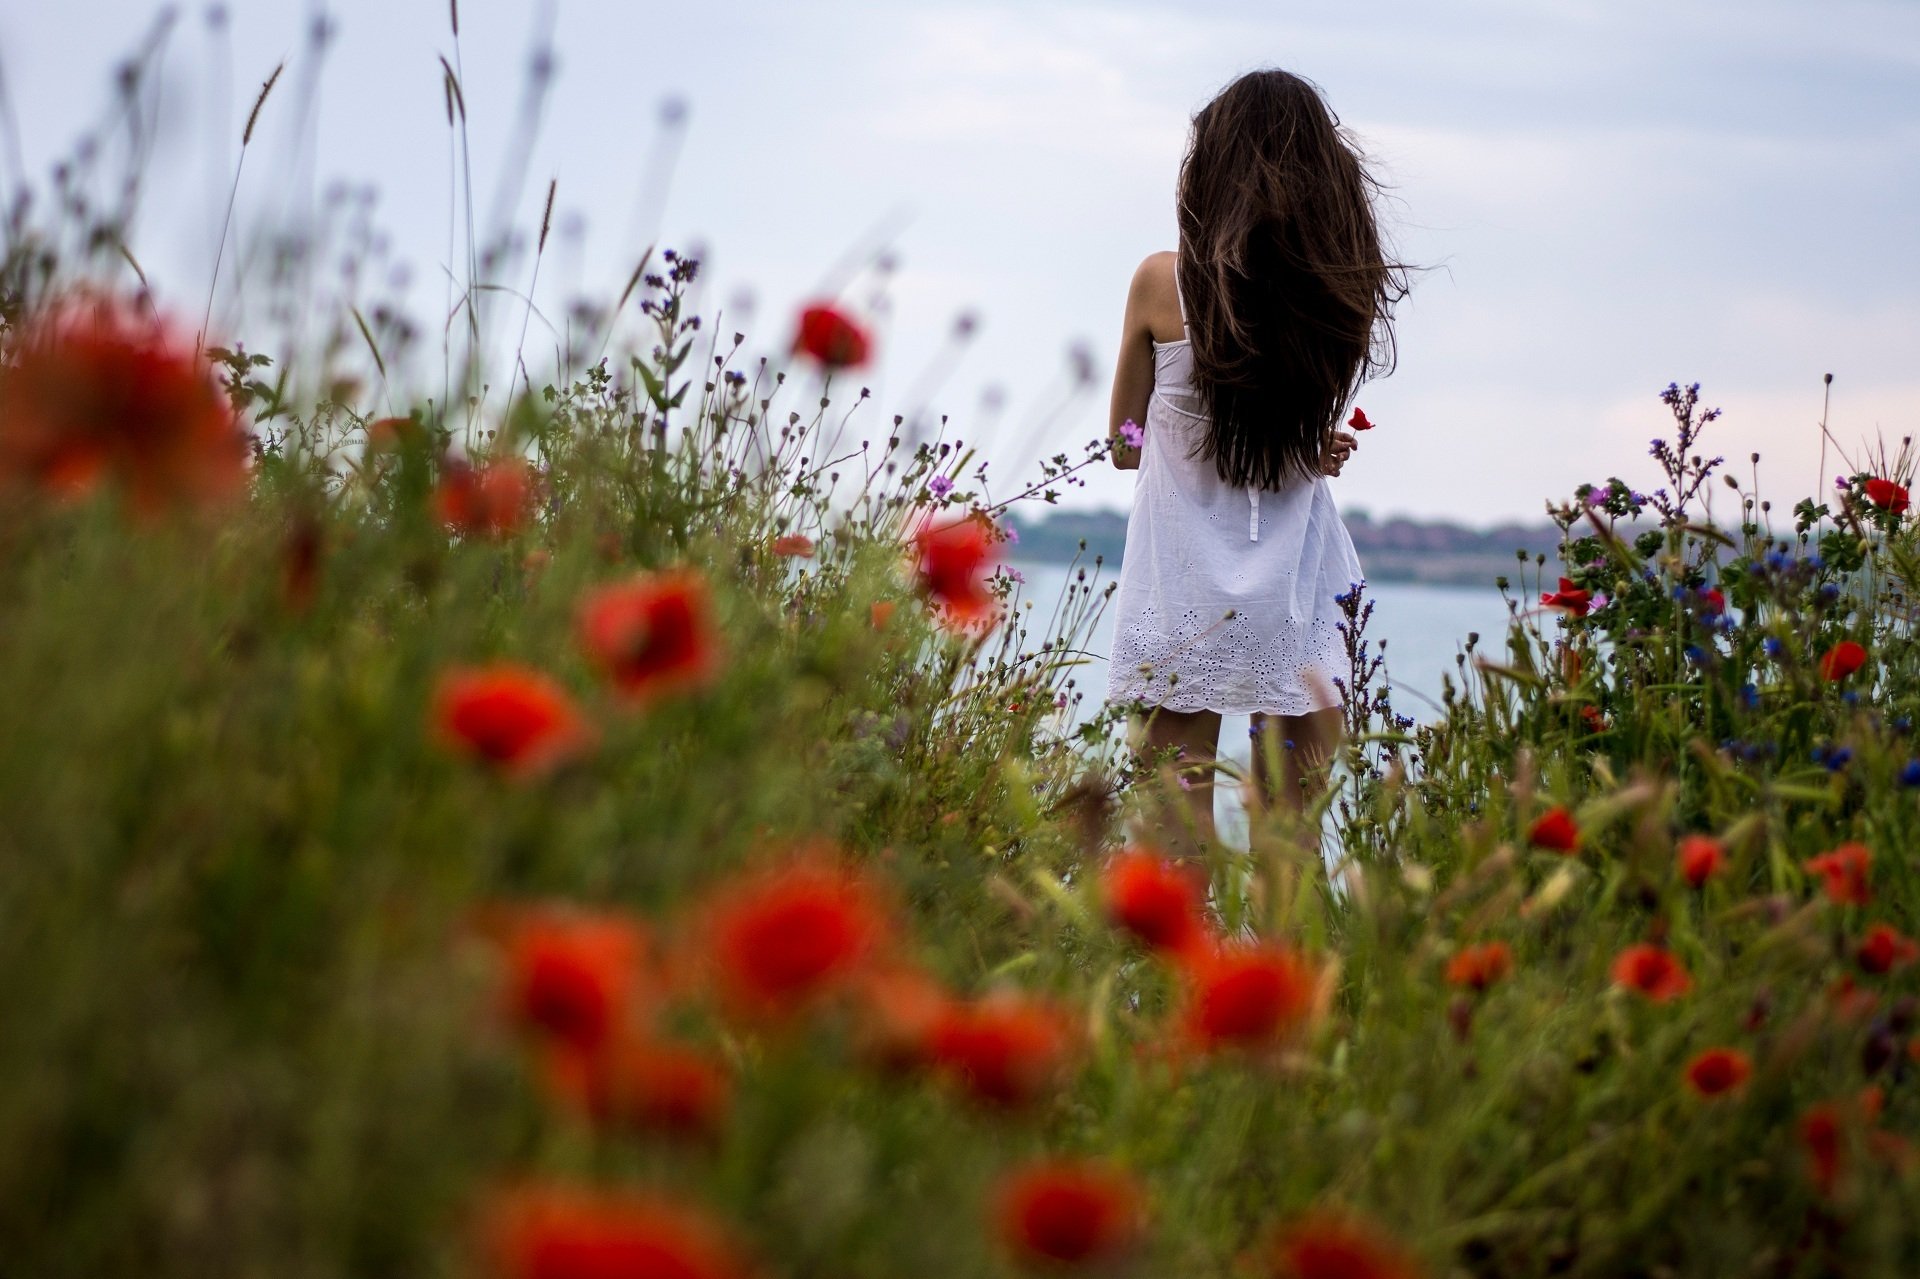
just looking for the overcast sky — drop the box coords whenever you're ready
[3,0,1916,523]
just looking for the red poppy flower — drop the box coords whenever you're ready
[1527,806,1579,853]
[1806,842,1872,905]
[1857,923,1920,975]
[544,1037,731,1141]
[1864,477,1910,514]
[1101,849,1208,958]
[869,600,896,630]
[1677,835,1726,889]
[1698,587,1726,615]
[793,302,872,369]
[578,570,721,706]
[1682,1047,1751,1098]
[913,516,999,626]
[928,994,1074,1107]
[1183,942,1318,1051]
[433,664,593,779]
[1578,704,1607,733]
[993,1159,1144,1268]
[1347,407,1375,431]
[1266,1211,1425,1279]
[436,456,534,538]
[1610,944,1691,1002]
[708,855,887,1018]
[1445,941,1513,993]
[1540,578,1591,617]
[854,965,953,1074]
[504,911,649,1056]
[488,1185,753,1279]
[771,534,814,557]
[1818,640,1867,681]
[1799,1103,1844,1198]
[0,298,247,514]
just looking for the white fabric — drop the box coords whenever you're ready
[1105,268,1365,716]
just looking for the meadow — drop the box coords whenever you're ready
[3,29,1920,1279]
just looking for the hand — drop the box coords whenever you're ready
[1319,429,1357,477]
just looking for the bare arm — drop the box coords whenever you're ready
[1107,256,1161,471]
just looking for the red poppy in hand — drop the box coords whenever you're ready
[1347,407,1375,431]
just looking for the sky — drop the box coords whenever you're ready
[2,0,1916,524]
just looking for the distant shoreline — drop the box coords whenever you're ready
[1004,507,1564,590]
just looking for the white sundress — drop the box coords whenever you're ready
[1104,265,1365,717]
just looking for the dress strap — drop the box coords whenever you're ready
[1172,256,1187,328]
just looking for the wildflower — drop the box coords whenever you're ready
[502,910,648,1054]
[487,1185,752,1279]
[1444,941,1512,993]
[1579,704,1607,733]
[1527,806,1579,853]
[929,473,955,498]
[578,570,720,706]
[0,299,247,513]
[1118,418,1144,448]
[1610,944,1691,1002]
[1264,1211,1425,1279]
[1901,760,1920,788]
[1540,578,1591,616]
[869,600,896,630]
[1347,407,1375,431]
[928,994,1074,1107]
[544,1037,731,1141]
[1858,923,1920,975]
[1828,974,1881,1022]
[1818,640,1867,681]
[1683,1047,1752,1099]
[1697,587,1726,615]
[792,302,872,369]
[771,534,814,557]
[1800,1103,1844,1198]
[992,1159,1144,1268]
[436,456,534,538]
[708,856,887,1019]
[1805,842,1872,905]
[854,965,953,1074]
[1183,942,1318,1051]
[1864,477,1910,514]
[433,665,593,779]
[1677,835,1726,888]
[913,516,998,625]
[1101,849,1208,958]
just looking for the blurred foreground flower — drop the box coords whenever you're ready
[928,993,1075,1107]
[1677,835,1725,889]
[913,515,998,626]
[436,456,534,538]
[487,1185,753,1279]
[1806,843,1873,905]
[1857,923,1919,974]
[503,909,649,1055]
[544,1037,731,1142]
[993,1159,1144,1269]
[1101,848,1208,958]
[708,855,888,1020]
[1263,1211,1424,1279]
[0,298,246,514]
[792,302,872,369]
[770,533,814,557]
[1527,806,1579,853]
[1183,942,1318,1052]
[1610,944,1691,1002]
[1683,1047,1751,1099]
[1444,941,1512,993]
[433,665,594,779]
[578,570,721,706]
[1864,477,1909,514]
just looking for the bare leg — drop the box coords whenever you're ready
[1249,708,1343,817]
[1137,706,1221,857]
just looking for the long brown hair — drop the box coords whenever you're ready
[1176,69,1407,490]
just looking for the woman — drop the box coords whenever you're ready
[1105,68,1406,842]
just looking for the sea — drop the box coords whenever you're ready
[1006,559,1517,845]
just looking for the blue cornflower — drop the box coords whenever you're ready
[1895,716,1914,735]
[1901,760,1920,787]
[1740,684,1760,709]
[1684,645,1708,665]
[1763,637,1784,658]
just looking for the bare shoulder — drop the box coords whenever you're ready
[1127,251,1182,342]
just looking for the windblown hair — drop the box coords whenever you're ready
[1176,69,1408,490]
